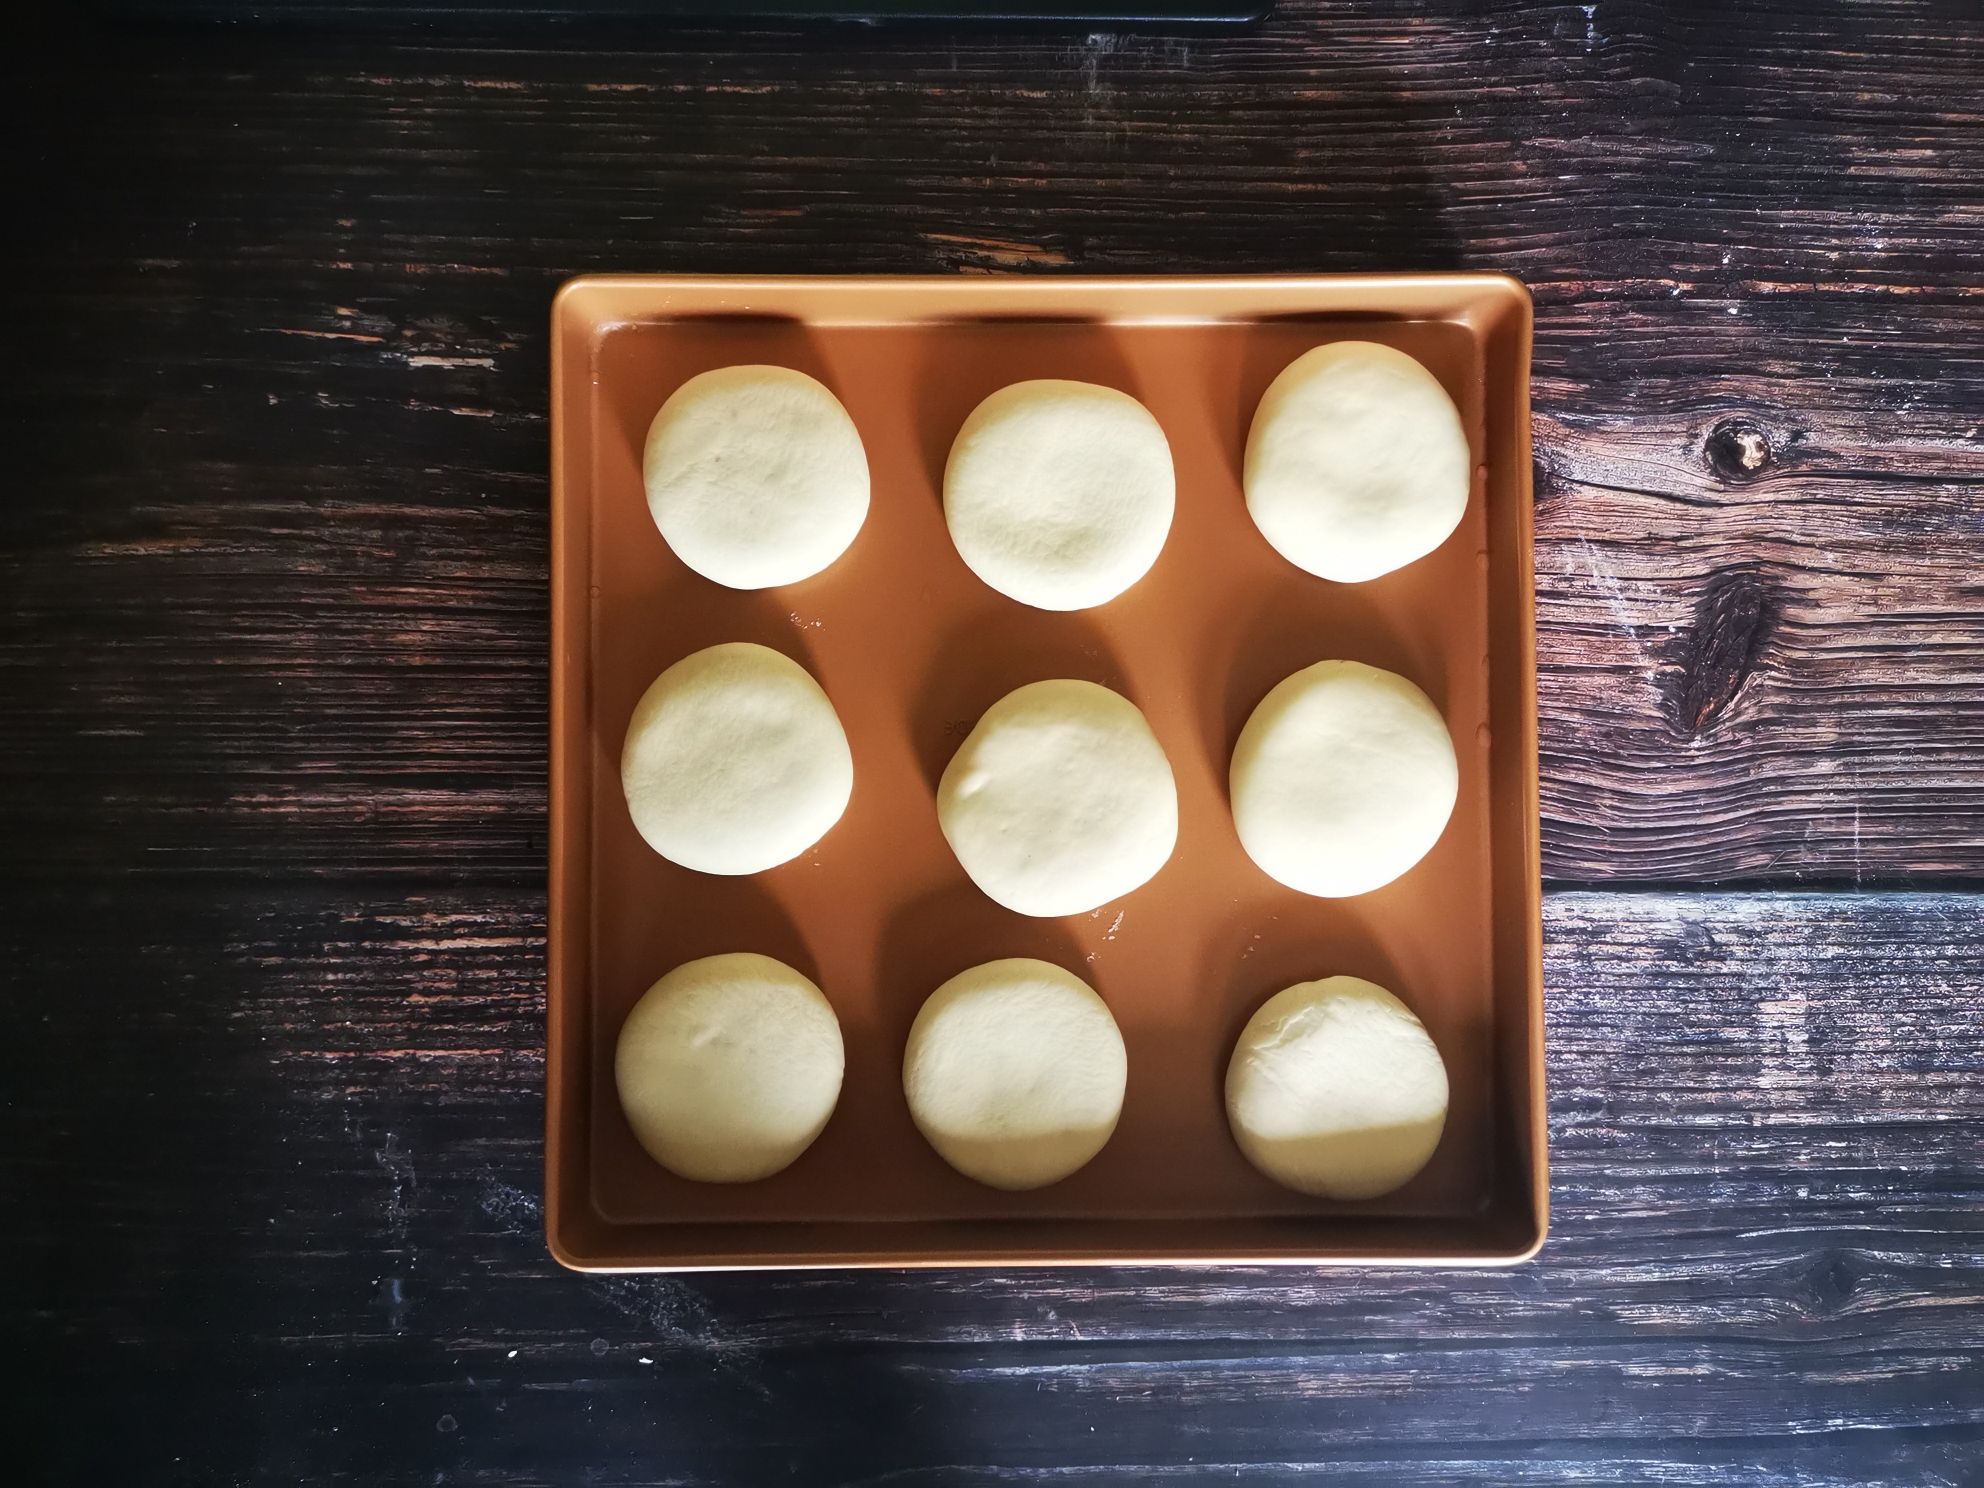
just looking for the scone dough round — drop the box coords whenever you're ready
[616,953,845,1183]
[1245,341,1470,582]
[938,679,1178,917]
[1230,660,1456,898]
[1226,976,1449,1199]
[621,642,853,875]
[903,959,1128,1190]
[944,380,1175,610]
[644,365,869,589]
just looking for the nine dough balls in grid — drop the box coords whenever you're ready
[620,348,1466,1189]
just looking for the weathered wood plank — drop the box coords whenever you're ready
[7,6,1984,1486]
[10,887,1981,1483]
[1537,403,1984,882]
[5,4,1982,884]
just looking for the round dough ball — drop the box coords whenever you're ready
[1226,976,1449,1199]
[621,642,853,875]
[903,959,1128,1190]
[1244,341,1470,582]
[944,381,1175,610]
[643,365,869,589]
[616,953,845,1183]
[1230,660,1456,898]
[939,679,1178,917]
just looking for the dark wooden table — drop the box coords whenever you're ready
[7,3,1982,1483]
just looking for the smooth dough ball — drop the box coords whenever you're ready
[944,380,1175,610]
[1245,341,1470,582]
[903,959,1128,1190]
[1230,660,1457,898]
[643,365,869,589]
[621,642,853,875]
[1226,976,1449,1199]
[616,953,845,1183]
[939,680,1178,917]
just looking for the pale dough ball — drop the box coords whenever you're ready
[938,679,1178,917]
[616,953,844,1183]
[1230,660,1457,898]
[903,959,1128,1190]
[1245,342,1470,582]
[621,642,853,875]
[1226,976,1449,1200]
[643,365,869,589]
[944,380,1175,610]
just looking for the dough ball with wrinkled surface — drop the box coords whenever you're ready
[644,365,869,589]
[616,953,844,1183]
[1230,659,1456,898]
[903,958,1128,1190]
[939,679,1177,917]
[1226,976,1448,1199]
[621,642,852,875]
[1245,342,1470,582]
[944,381,1175,610]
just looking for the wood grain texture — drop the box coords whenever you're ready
[9,887,1981,1484]
[5,4,1984,1484]
[2,0,1981,884]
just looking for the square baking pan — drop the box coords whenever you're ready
[548,274,1542,1270]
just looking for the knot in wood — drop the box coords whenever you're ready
[1705,418,1775,482]
[1661,565,1782,738]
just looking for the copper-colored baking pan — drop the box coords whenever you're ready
[548,274,1542,1271]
